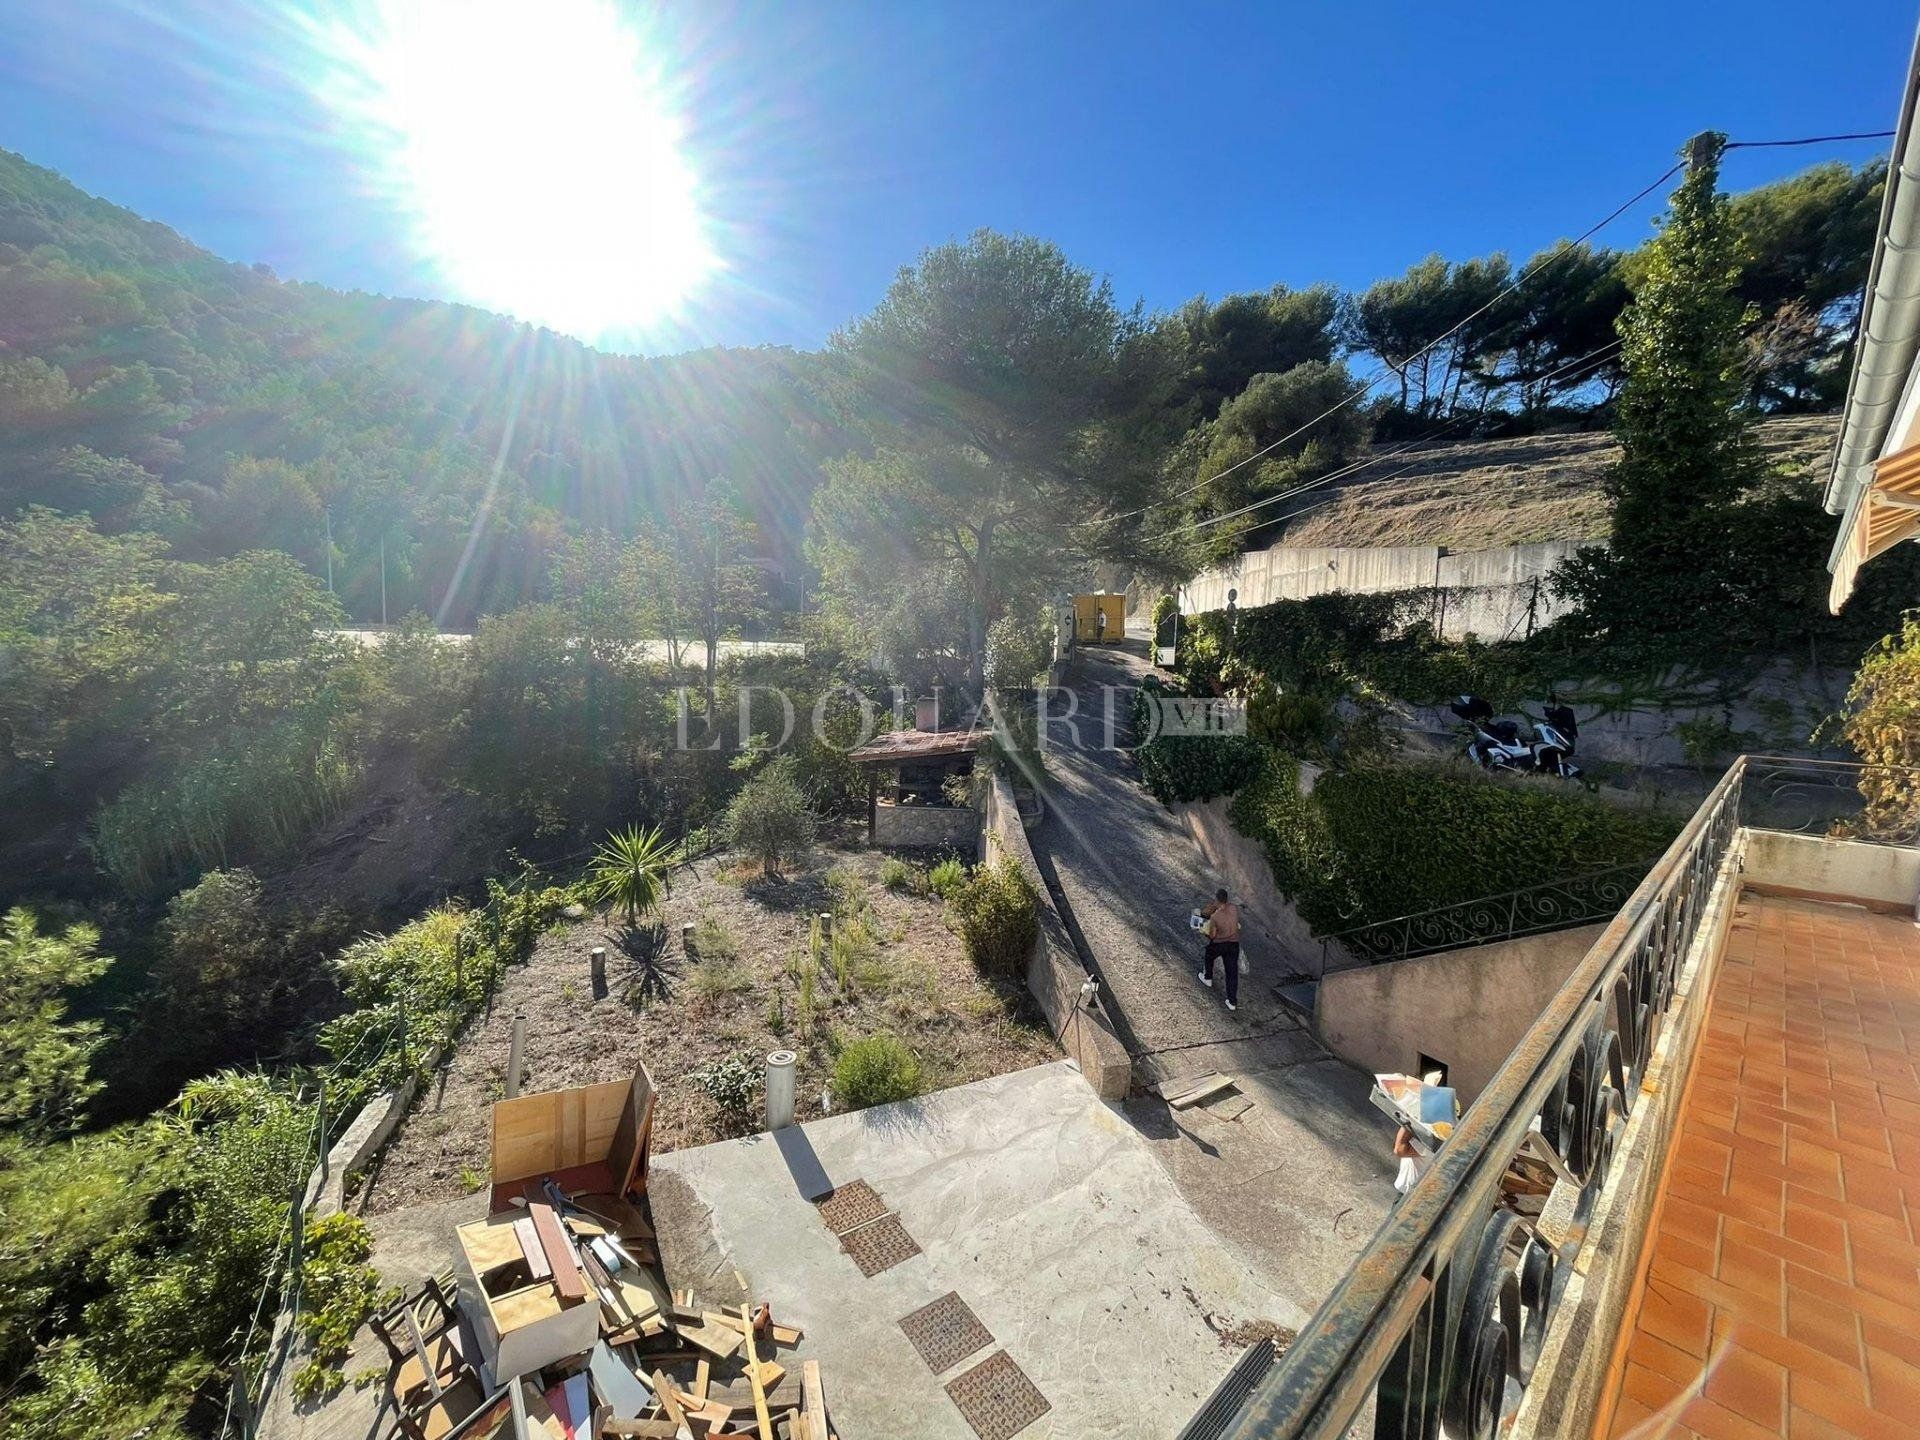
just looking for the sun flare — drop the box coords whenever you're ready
[315,0,717,342]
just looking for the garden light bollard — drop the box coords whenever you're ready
[681,921,695,959]
[506,1013,525,1100]
[818,911,832,942]
[766,1050,797,1130]
[590,945,606,987]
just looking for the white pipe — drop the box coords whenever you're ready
[765,1050,797,1130]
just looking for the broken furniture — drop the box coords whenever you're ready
[374,1275,477,1423]
[457,1063,657,1381]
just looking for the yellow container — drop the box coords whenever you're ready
[1072,593,1126,640]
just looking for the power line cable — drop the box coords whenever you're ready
[1171,336,1629,539]
[1098,160,1686,529]
[1725,130,1895,150]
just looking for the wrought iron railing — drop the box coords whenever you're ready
[1214,758,1750,1440]
[1319,861,1653,970]
[1738,754,1920,844]
[1205,755,1920,1440]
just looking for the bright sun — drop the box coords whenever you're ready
[317,0,717,342]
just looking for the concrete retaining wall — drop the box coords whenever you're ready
[984,776,1132,1099]
[1181,539,1589,642]
[1174,794,1351,979]
[1742,829,1920,911]
[1312,925,1608,1104]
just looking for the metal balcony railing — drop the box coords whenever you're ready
[1206,755,1919,1440]
[1318,861,1653,970]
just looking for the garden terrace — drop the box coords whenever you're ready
[847,730,986,850]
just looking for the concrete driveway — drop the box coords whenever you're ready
[1029,645,1396,1307]
[651,1062,1295,1440]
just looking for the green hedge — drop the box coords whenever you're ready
[1131,678,1266,803]
[1230,751,1679,933]
[1177,593,1541,709]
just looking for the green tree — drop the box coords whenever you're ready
[1559,134,1758,642]
[0,910,109,1135]
[816,231,1161,692]
[1174,360,1371,563]
[724,757,816,872]
[1156,284,1339,428]
[1338,253,1511,420]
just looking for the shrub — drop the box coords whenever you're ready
[724,757,816,870]
[1230,751,1679,933]
[690,1054,761,1124]
[293,1213,387,1400]
[927,857,967,901]
[687,958,752,1006]
[585,825,674,928]
[1131,680,1265,803]
[947,858,1038,979]
[879,857,920,894]
[832,1034,924,1109]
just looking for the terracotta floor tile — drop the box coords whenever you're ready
[1701,1342,1786,1431]
[1599,892,1920,1440]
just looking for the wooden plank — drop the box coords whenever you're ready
[649,1371,688,1431]
[607,1063,657,1200]
[598,1422,677,1439]
[524,1187,588,1302]
[741,1306,774,1440]
[672,1314,741,1361]
[693,1359,711,1403]
[1165,1074,1235,1109]
[514,1218,552,1279]
[800,1362,826,1440]
[492,1079,628,1186]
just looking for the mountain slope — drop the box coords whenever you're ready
[0,147,843,624]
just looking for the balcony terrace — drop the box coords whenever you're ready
[1192,757,1920,1440]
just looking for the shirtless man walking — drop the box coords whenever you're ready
[1197,888,1241,1011]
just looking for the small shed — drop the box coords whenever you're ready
[848,727,987,850]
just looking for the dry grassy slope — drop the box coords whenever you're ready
[1277,414,1837,552]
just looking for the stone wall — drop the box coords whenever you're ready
[1312,924,1608,1103]
[873,798,980,851]
[1742,828,1920,911]
[983,776,1132,1099]
[1181,538,1589,642]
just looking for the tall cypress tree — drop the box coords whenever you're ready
[1570,132,1759,639]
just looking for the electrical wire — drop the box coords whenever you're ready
[1725,130,1895,150]
[1170,336,1627,539]
[1096,161,1684,529]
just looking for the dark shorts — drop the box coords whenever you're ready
[1204,940,1240,964]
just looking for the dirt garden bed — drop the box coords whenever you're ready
[354,841,1059,1215]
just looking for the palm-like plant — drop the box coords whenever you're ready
[586,825,675,929]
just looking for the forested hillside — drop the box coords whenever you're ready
[0,147,840,625]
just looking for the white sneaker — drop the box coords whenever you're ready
[1225,1000,1237,1011]
[1197,971,1211,987]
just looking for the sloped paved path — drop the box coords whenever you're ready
[1027,644,1394,1306]
[1031,645,1320,1084]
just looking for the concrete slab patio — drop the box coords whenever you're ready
[651,1061,1299,1440]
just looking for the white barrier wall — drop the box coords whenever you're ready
[1181,539,1593,642]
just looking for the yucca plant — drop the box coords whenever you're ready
[586,825,675,929]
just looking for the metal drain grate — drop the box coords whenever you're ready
[899,1291,993,1374]
[944,1350,1050,1440]
[838,1213,921,1276]
[813,1180,888,1236]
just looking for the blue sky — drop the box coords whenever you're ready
[0,0,1912,355]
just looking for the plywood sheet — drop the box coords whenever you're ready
[491,1078,628,1186]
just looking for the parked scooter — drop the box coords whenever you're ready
[1448,695,1589,785]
